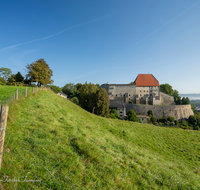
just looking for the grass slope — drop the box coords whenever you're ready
[1,90,200,189]
[0,85,32,104]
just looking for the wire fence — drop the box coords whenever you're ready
[0,86,76,189]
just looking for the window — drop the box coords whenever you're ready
[144,90,145,92]
[120,112,123,113]
[140,94,142,96]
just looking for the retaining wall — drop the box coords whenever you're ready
[110,101,193,120]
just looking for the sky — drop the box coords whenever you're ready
[0,0,200,93]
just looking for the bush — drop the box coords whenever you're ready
[158,118,166,123]
[174,120,178,125]
[170,122,174,126]
[71,97,79,105]
[110,109,121,120]
[151,117,157,123]
[129,101,133,104]
[127,110,140,122]
[167,116,175,122]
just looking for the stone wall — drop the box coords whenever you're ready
[160,92,174,105]
[109,101,193,120]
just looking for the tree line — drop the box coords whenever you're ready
[0,59,53,86]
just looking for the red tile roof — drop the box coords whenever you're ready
[134,74,159,86]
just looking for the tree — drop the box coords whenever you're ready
[110,109,121,119]
[62,83,80,98]
[188,115,197,127]
[173,90,181,104]
[0,77,7,85]
[7,74,16,86]
[94,88,110,118]
[26,59,53,86]
[127,110,140,122]
[49,85,62,93]
[160,84,173,96]
[79,82,99,112]
[181,97,190,105]
[15,72,24,82]
[0,67,12,81]
[71,97,79,105]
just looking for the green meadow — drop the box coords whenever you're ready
[0,87,200,189]
[0,85,32,104]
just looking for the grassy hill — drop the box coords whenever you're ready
[0,85,32,104]
[1,89,200,189]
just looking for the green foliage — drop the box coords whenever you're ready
[49,85,62,93]
[26,58,53,86]
[190,100,200,107]
[127,110,140,122]
[158,118,166,123]
[71,97,79,105]
[94,88,110,118]
[147,110,153,121]
[15,72,24,82]
[180,120,189,129]
[79,82,99,113]
[0,77,7,85]
[182,97,190,105]
[0,67,12,81]
[188,115,197,126]
[160,84,173,96]
[110,109,121,119]
[62,83,80,98]
[167,116,175,122]
[128,100,133,104]
[174,120,178,125]
[151,117,157,123]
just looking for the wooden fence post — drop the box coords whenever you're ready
[36,86,38,92]
[32,87,34,93]
[25,87,27,97]
[0,105,9,169]
[16,88,18,100]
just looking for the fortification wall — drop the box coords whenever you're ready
[109,101,193,120]
[160,92,174,105]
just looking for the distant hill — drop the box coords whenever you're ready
[1,89,200,189]
[180,94,200,100]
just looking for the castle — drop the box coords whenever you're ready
[101,74,193,120]
[101,74,175,106]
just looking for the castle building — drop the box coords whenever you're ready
[101,74,175,106]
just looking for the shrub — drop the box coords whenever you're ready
[158,118,166,123]
[71,97,79,105]
[151,117,157,123]
[170,122,174,126]
[129,101,133,104]
[174,120,178,125]
[110,109,121,120]
[167,116,175,122]
[127,110,140,122]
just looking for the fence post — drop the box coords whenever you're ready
[16,88,18,100]
[36,86,38,92]
[32,87,34,93]
[0,105,9,169]
[25,87,27,97]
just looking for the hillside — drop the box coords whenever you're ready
[1,90,200,189]
[0,85,32,104]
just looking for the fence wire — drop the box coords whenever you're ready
[0,87,76,190]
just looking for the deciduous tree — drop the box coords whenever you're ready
[127,110,140,122]
[0,67,12,81]
[26,59,53,86]
[94,88,110,118]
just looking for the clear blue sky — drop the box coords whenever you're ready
[1,0,200,93]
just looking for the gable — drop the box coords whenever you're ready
[134,74,159,86]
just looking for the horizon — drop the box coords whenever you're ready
[1,0,200,94]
